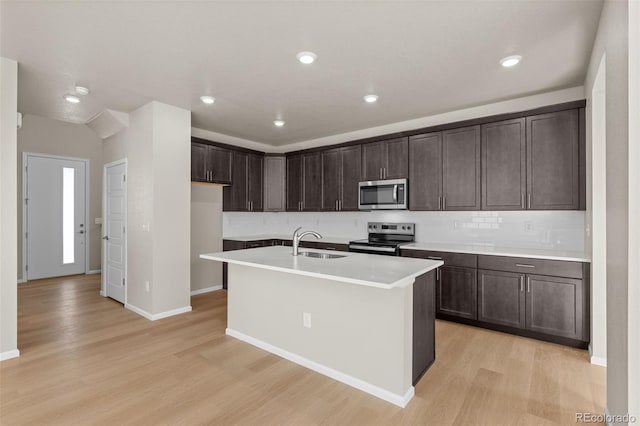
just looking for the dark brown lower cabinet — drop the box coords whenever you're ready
[478,270,585,341]
[413,270,436,385]
[437,266,477,320]
[477,270,526,328]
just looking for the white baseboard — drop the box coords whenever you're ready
[225,328,414,408]
[588,344,607,366]
[125,303,192,321]
[0,349,20,361]
[17,278,26,284]
[87,269,102,275]
[191,285,223,296]
[99,290,106,297]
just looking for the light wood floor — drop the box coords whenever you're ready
[1,274,605,425]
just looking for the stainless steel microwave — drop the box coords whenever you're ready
[358,179,408,210]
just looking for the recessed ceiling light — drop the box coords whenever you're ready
[64,94,80,104]
[200,96,216,104]
[273,120,285,127]
[500,55,522,68]
[363,94,379,103]
[296,51,317,64]
[74,86,90,96]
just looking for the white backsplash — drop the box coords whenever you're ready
[223,210,585,251]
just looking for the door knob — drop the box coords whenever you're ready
[102,236,109,240]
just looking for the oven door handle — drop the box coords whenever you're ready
[349,244,397,253]
[393,184,398,201]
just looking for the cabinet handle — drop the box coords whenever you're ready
[379,168,383,179]
[443,197,446,210]
[520,276,524,292]
[335,200,338,211]
[527,277,531,292]
[515,263,535,268]
[326,247,336,251]
[521,194,524,209]
[338,200,341,211]
[436,268,440,281]
[427,256,443,260]
[527,193,531,209]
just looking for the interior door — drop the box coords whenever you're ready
[104,161,127,304]
[26,154,86,280]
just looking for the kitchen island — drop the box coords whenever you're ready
[200,246,442,407]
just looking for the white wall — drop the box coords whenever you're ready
[191,184,223,292]
[103,101,191,317]
[583,0,632,421]
[224,210,585,251]
[0,57,19,358]
[626,0,640,420]
[17,114,103,277]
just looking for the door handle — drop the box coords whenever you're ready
[393,185,398,201]
[102,236,109,240]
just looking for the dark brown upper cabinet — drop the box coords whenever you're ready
[191,142,232,184]
[526,110,580,210]
[302,152,322,211]
[481,118,526,210]
[223,152,263,211]
[409,132,442,210]
[286,155,303,211]
[442,126,481,210]
[322,145,362,211]
[362,137,408,181]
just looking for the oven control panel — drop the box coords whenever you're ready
[367,222,415,235]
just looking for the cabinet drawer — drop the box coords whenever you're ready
[402,249,477,268]
[223,240,247,251]
[315,242,349,252]
[477,255,583,279]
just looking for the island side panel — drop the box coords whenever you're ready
[227,263,414,399]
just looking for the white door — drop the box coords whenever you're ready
[104,161,127,304]
[25,154,87,280]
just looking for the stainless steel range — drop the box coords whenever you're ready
[348,222,415,256]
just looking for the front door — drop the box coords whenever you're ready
[25,154,87,280]
[104,161,127,304]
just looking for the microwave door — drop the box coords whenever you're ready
[360,183,396,207]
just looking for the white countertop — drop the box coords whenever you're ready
[223,234,352,245]
[200,246,443,289]
[402,242,590,262]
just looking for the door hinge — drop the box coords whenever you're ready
[123,175,126,182]
[25,232,28,239]
[122,278,125,286]
[123,226,125,234]
[25,198,28,205]
[26,265,28,271]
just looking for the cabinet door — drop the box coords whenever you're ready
[413,270,436,384]
[409,133,442,210]
[437,266,477,319]
[321,149,340,211]
[223,151,248,211]
[191,143,208,182]
[525,274,583,340]
[482,119,526,210]
[478,269,526,329]
[302,153,322,211]
[286,155,303,211]
[442,126,481,210]
[384,137,408,179]
[207,145,232,184]
[526,110,580,209]
[248,154,263,211]
[361,141,386,181]
[264,156,285,212]
[339,145,362,211]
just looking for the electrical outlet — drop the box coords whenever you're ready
[145,280,150,292]
[303,312,311,328]
[524,222,534,232]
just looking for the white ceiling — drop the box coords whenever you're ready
[0,1,603,146]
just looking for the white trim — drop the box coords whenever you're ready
[190,285,223,296]
[102,158,127,304]
[604,407,612,426]
[22,152,91,280]
[17,278,26,284]
[590,356,607,367]
[125,304,192,321]
[225,327,414,408]
[87,269,101,275]
[0,349,20,361]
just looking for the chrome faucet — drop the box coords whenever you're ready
[292,227,323,256]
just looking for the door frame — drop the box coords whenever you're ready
[101,158,127,304]
[22,152,90,281]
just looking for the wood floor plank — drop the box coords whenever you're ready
[0,274,606,425]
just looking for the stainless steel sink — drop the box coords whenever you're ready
[299,251,346,259]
